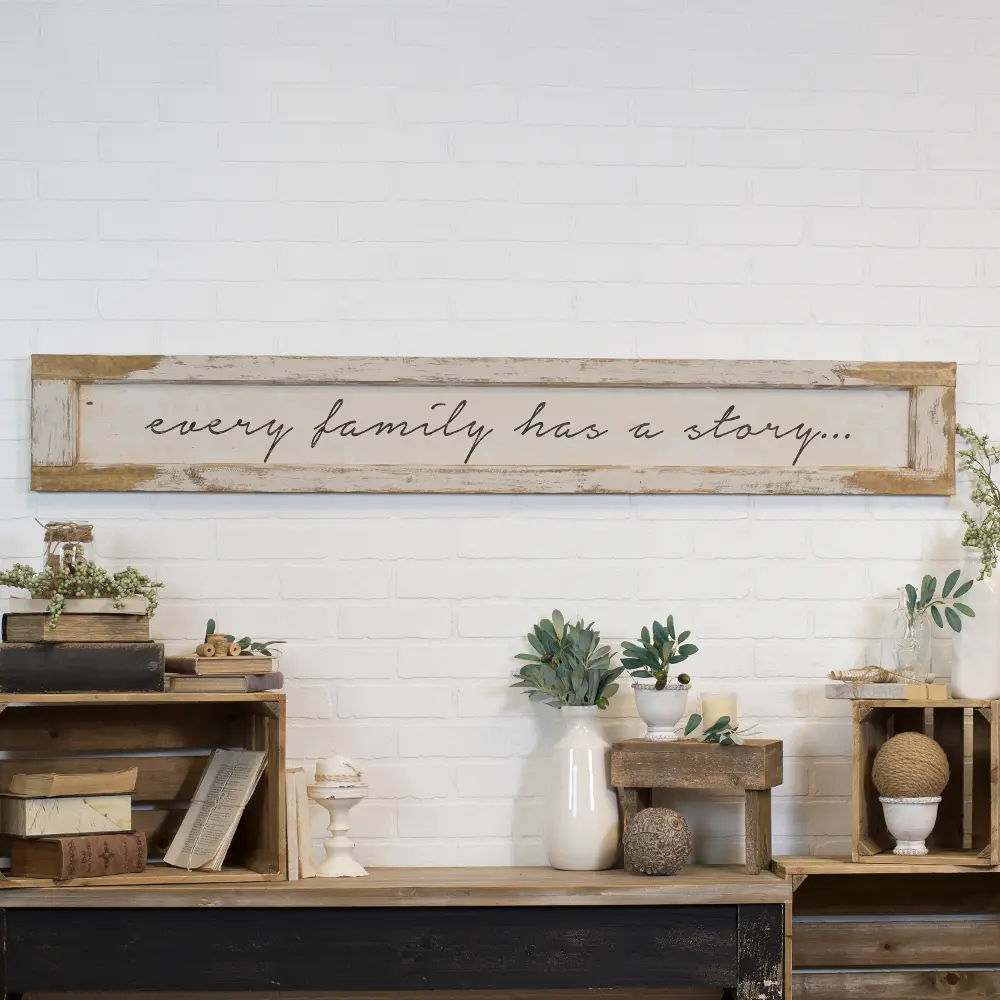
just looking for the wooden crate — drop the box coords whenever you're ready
[853,699,999,866]
[0,692,285,887]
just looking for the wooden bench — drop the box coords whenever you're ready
[0,867,790,1000]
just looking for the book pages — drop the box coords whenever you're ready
[285,769,299,881]
[293,768,316,878]
[163,749,266,871]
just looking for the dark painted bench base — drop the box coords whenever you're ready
[0,903,784,999]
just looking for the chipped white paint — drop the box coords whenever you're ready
[31,378,76,467]
[33,355,954,389]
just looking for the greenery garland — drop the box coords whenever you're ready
[957,425,1000,579]
[0,562,162,630]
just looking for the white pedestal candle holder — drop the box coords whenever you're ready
[307,783,369,878]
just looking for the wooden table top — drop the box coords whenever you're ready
[0,865,791,908]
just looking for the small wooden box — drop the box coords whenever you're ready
[853,699,999,866]
[0,692,285,887]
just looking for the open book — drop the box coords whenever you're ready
[164,749,266,871]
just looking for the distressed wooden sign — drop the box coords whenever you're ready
[30,356,955,495]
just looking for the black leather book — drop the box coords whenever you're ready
[0,642,165,693]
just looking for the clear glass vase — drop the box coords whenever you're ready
[892,588,932,681]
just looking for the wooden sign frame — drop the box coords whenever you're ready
[30,355,955,495]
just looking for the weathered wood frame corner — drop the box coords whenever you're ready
[30,355,956,495]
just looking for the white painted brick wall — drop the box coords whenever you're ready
[3,0,1000,866]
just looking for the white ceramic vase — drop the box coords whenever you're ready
[633,682,690,741]
[544,706,620,871]
[880,796,940,856]
[951,552,1000,699]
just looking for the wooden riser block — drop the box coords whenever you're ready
[612,738,783,876]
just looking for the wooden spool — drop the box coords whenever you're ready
[229,642,243,658]
[208,634,229,657]
[195,643,215,658]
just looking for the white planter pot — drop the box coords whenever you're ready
[633,682,690,741]
[952,556,1000,699]
[544,707,619,871]
[880,796,940,856]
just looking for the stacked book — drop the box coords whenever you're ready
[0,598,164,693]
[165,653,283,693]
[2,768,146,879]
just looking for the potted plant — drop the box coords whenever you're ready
[621,616,698,741]
[0,562,162,631]
[511,610,623,871]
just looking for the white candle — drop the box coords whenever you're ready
[701,692,738,731]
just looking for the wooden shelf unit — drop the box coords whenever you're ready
[0,692,285,887]
[853,698,999,866]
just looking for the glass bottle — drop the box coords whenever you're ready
[892,587,932,681]
[42,521,94,574]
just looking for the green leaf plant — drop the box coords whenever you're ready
[903,571,975,633]
[620,615,698,690]
[511,609,624,710]
[683,714,754,747]
[958,425,1000,579]
[0,562,162,631]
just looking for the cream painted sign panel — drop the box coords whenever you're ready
[78,384,909,470]
[31,356,956,495]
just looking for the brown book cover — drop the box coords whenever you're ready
[2,613,150,643]
[165,654,276,677]
[6,767,138,798]
[10,832,147,879]
[165,672,284,693]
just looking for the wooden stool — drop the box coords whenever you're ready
[611,738,783,875]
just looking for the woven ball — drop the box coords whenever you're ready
[623,807,692,876]
[872,731,950,798]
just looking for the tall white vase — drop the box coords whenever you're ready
[952,554,1000,699]
[544,706,620,871]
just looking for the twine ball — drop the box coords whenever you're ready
[623,807,692,876]
[872,731,950,798]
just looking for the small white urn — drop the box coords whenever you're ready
[307,754,368,878]
[880,796,941,856]
[633,682,690,741]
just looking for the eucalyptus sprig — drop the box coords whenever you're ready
[0,562,162,630]
[683,714,754,746]
[621,615,698,690]
[904,571,975,633]
[511,609,623,710]
[958,425,1000,579]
